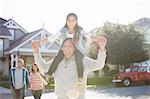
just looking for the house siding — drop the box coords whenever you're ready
[0,55,9,76]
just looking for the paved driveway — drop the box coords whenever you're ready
[25,85,150,99]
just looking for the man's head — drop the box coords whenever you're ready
[18,58,24,68]
[61,38,76,59]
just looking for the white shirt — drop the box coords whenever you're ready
[15,68,23,89]
[47,30,91,54]
[34,50,106,96]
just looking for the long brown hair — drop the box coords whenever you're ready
[30,63,39,73]
[64,13,83,43]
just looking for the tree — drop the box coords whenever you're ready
[88,22,149,69]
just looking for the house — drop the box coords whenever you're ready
[0,18,60,77]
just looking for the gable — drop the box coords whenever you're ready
[4,28,54,54]
[3,19,27,33]
[47,41,60,50]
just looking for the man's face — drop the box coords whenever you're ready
[61,40,75,59]
[18,59,24,68]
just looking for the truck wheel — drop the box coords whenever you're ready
[123,78,131,87]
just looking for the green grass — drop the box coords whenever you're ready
[45,75,114,89]
[0,76,114,89]
[87,76,114,87]
[0,82,10,89]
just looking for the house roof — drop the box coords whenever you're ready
[0,18,11,37]
[132,17,150,28]
[0,26,11,36]
[4,29,43,52]
[4,19,28,33]
[0,18,7,25]
[4,28,56,54]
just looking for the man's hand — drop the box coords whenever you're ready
[91,35,107,51]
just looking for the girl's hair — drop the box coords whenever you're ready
[30,63,39,73]
[64,13,83,43]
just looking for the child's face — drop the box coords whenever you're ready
[33,64,38,72]
[67,16,77,29]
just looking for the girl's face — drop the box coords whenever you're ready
[32,64,38,72]
[67,16,77,29]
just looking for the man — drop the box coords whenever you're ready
[10,59,30,99]
[32,36,107,99]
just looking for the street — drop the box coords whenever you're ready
[25,85,150,99]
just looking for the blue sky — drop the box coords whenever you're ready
[1,0,150,34]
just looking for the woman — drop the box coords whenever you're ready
[32,37,107,99]
[33,13,92,81]
[29,64,47,99]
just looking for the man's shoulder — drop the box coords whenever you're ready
[22,67,29,72]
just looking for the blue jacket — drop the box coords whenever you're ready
[9,67,30,89]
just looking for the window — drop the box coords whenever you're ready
[25,56,34,70]
[0,39,3,57]
[140,66,147,72]
[9,29,15,40]
[13,61,16,67]
[131,66,139,72]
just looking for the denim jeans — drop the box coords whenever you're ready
[13,88,25,99]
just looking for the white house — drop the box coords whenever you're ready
[0,18,60,77]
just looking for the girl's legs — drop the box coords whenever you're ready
[32,90,42,99]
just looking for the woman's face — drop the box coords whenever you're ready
[67,16,77,29]
[33,64,38,72]
[61,40,75,59]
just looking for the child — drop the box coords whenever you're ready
[29,63,47,99]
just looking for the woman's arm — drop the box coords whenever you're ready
[34,52,53,73]
[83,50,106,73]
[83,36,107,73]
[32,43,54,73]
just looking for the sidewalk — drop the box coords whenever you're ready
[0,86,13,99]
[0,86,54,99]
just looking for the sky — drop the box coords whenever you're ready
[0,0,150,34]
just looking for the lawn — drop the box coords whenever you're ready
[0,75,114,89]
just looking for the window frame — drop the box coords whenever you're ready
[0,39,4,57]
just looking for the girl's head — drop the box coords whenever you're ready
[65,13,78,29]
[30,63,39,73]
[64,13,83,42]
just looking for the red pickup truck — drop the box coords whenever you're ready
[112,66,150,87]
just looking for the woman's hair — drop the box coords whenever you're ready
[64,13,83,42]
[30,63,39,73]
[60,38,77,51]
[47,38,84,78]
